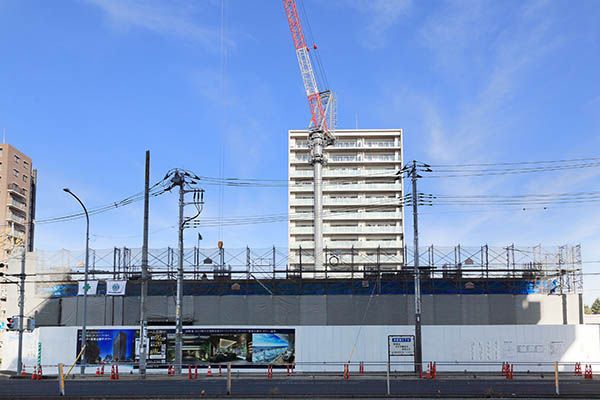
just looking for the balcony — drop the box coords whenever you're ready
[290,211,402,221]
[290,168,400,180]
[8,200,27,212]
[290,183,402,192]
[288,254,403,264]
[290,197,399,206]
[8,214,27,226]
[292,226,402,235]
[289,240,402,249]
[8,184,26,199]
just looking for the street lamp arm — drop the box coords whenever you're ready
[63,188,89,225]
[63,187,90,376]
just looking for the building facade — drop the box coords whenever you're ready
[0,144,36,345]
[0,144,36,251]
[288,129,404,275]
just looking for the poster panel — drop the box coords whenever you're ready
[76,329,136,364]
[135,328,295,367]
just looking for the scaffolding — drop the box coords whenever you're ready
[27,243,583,295]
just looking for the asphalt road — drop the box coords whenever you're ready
[2,377,600,399]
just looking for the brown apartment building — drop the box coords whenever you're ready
[0,144,36,252]
[0,144,36,340]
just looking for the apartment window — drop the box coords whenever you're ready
[0,148,3,157]
[23,175,28,183]
[13,169,19,177]
[23,161,29,169]
[0,162,2,172]
[14,155,19,164]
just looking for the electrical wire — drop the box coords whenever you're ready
[36,175,172,225]
[429,157,600,168]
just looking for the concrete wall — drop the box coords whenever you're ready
[3,324,599,374]
[27,293,583,327]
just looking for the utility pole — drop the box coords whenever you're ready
[168,169,204,375]
[139,151,150,378]
[400,161,431,374]
[174,170,185,375]
[410,161,422,374]
[16,246,25,374]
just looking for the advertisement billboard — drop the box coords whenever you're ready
[78,328,295,366]
[76,329,136,364]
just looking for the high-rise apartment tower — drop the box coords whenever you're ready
[0,144,36,251]
[288,129,404,276]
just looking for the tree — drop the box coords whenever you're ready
[592,298,600,314]
[584,305,592,315]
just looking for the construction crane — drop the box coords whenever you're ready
[283,0,336,271]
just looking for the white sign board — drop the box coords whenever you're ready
[388,335,415,357]
[106,280,127,296]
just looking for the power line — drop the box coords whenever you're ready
[429,157,600,168]
[35,177,171,225]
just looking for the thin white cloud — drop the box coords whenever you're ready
[343,0,412,49]
[83,0,223,49]
[419,1,564,163]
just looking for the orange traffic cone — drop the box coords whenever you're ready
[32,366,38,380]
[21,364,26,377]
[207,365,212,376]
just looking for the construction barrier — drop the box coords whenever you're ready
[575,362,582,376]
[585,364,593,380]
[506,364,514,380]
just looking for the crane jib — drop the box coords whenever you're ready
[283,0,332,138]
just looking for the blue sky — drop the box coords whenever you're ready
[2,1,600,302]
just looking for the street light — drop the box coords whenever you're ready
[63,188,90,376]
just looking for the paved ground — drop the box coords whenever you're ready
[2,375,600,399]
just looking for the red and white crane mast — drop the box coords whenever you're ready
[283,0,336,271]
